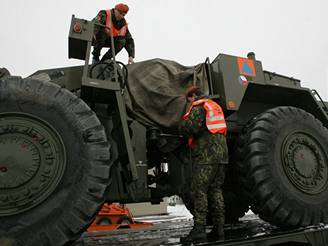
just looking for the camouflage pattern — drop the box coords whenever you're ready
[180,100,228,226]
[191,164,226,225]
[180,103,228,165]
[92,9,135,60]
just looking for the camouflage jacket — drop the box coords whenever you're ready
[180,103,228,165]
[93,9,135,57]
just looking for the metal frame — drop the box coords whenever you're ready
[81,20,138,181]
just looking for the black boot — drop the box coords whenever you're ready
[208,224,225,240]
[181,224,207,243]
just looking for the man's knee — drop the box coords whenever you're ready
[115,37,126,45]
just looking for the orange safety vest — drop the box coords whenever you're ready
[105,9,128,37]
[183,98,227,147]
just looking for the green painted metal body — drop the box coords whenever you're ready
[21,13,328,214]
[57,15,328,204]
[210,53,328,132]
[3,14,328,246]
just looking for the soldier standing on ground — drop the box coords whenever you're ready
[92,3,135,64]
[180,86,228,242]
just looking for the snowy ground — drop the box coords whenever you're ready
[134,204,256,224]
[133,204,193,224]
[74,205,263,246]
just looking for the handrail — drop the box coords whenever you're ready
[205,57,214,95]
[312,89,328,114]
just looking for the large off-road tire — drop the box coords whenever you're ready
[235,106,328,227]
[223,139,250,224]
[223,189,249,224]
[0,77,110,246]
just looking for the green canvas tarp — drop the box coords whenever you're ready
[124,58,209,128]
[28,58,209,128]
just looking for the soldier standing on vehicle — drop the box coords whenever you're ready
[92,3,135,64]
[180,86,228,242]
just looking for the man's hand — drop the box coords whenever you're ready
[128,56,134,64]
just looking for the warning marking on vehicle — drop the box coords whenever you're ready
[237,57,256,77]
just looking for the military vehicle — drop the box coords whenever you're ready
[1,16,328,246]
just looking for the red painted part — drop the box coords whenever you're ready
[73,22,82,33]
[87,203,153,232]
[87,222,153,232]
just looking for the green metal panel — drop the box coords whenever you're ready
[263,70,301,88]
[29,65,83,91]
[68,15,94,60]
[229,83,328,131]
[210,54,265,111]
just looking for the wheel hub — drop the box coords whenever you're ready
[0,113,66,216]
[282,132,328,195]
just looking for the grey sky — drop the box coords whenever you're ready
[1,0,327,99]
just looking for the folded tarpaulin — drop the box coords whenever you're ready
[124,58,209,128]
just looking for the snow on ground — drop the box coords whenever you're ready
[167,205,193,219]
[133,205,193,224]
[135,203,256,224]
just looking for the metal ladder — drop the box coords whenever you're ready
[312,89,328,114]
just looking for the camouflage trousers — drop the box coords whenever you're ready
[185,164,226,226]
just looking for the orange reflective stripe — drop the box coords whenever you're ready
[182,98,227,137]
[183,99,207,119]
[207,123,227,130]
[105,9,128,37]
[206,116,225,121]
[204,101,214,117]
[203,99,227,135]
